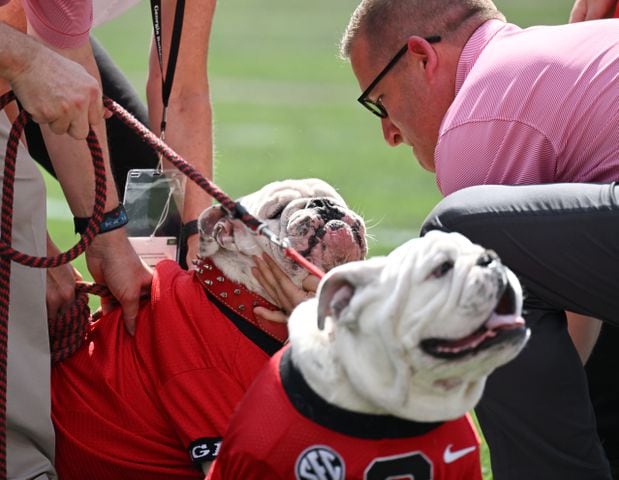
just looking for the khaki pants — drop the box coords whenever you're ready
[1,114,56,479]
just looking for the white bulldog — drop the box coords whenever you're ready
[198,178,367,297]
[51,178,368,479]
[206,231,531,479]
[289,230,530,422]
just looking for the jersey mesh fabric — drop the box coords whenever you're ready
[208,347,482,480]
[52,260,284,479]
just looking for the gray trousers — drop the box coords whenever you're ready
[421,183,619,480]
[1,114,56,479]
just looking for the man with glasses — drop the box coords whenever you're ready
[340,0,619,478]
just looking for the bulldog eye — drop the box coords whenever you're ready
[431,260,454,278]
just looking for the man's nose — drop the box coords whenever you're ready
[381,117,402,147]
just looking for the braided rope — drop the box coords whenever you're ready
[103,98,326,278]
[0,94,325,479]
[0,90,107,478]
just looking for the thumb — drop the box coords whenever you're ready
[120,299,138,336]
[254,306,288,324]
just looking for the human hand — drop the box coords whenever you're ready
[569,0,618,21]
[252,254,319,323]
[85,229,152,335]
[9,43,103,139]
[46,237,83,320]
[186,234,200,270]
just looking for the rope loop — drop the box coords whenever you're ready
[0,91,107,267]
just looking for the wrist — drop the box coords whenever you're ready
[74,204,129,235]
[181,219,200,239]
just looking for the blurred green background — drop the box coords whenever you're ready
[44,1,575,477]
[48,0,577,259]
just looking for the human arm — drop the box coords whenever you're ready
[45,234,83,320]
[569,0,619,22]
[566,312,602,364]
[252,254,319,322]
[146,0,216,266]
[24,16,152,333]
[0,21,103,139]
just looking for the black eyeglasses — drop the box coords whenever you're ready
[357,35,441,118]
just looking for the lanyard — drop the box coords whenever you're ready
[150,0,185,142]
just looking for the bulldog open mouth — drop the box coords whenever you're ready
[420,282,527,359]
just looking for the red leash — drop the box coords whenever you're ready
[102,97,326,279]
[0,90,107,478]
[0,92,325,479]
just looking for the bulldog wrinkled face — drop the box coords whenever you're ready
[314,230,529,421]
[198,178,367,283]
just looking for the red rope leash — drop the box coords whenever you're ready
[0,91,107,478]
[102,97,326,279]
[0,94,325,479]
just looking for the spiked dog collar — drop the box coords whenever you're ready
[194,258,288,344]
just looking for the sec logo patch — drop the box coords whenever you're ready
[295,445,345,480]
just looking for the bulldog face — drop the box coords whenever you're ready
[290,230,529,422]
[198,178,367,289]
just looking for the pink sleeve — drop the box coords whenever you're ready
[435,120,557,196]
[22,0,92,49]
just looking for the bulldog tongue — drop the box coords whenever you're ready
[435,314,525,353]
[485,313,525,330]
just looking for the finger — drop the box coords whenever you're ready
[87,94,104,127]
[252,256,279,294]
[253,306,288,324]
[118,295,139,336]
[569,2,586,22]
[67,116,90,140]
[72,267,83,281]
[48,116,72,136]
[302,275,320,294]
[100,296,114,314]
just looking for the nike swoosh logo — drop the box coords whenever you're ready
[443,444,477,463]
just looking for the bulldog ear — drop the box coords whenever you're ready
[316,257,386,330]
[317,276,355,330]
[198,206,237,257]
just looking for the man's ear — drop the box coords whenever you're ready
[406,35,439,77]
[316,257,387,330]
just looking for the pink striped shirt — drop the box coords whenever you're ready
[435,19,619,196]
[17,0,93,49]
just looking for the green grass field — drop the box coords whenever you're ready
[44,1,576,477]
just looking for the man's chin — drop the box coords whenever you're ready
[413,147,436,172]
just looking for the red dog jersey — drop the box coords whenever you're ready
[52,260,287,480]
[208,346,483,480]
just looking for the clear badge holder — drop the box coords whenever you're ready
[123,169,185,267]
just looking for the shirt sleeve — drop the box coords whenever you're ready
[22,0,92,49]
[435,119,557,196]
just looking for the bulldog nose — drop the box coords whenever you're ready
[477,250,499,267]
[307,198,337,209]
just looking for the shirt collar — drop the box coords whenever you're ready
[455,19,511,95]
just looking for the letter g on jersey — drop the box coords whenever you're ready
[188,437,222,463]
[295,445,345,480]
